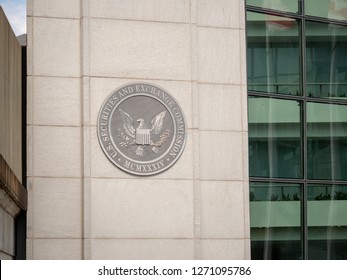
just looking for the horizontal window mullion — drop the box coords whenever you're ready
[248,91,305,101]
[305,16,347,27]
[248,92,347,106]
[246,5,347,27]
[246,5,303,20]
[250,177,305,184]
[250,177,347,186]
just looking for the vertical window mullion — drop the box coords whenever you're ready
[299,0,308,260]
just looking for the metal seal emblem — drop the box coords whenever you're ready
[97,83,187,176]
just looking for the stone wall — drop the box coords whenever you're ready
[27,0,250,259]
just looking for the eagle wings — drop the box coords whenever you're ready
[119,109,166,156]
[119,109,136,139]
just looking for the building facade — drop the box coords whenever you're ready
[26,0,250,259]
[0,0,345,260]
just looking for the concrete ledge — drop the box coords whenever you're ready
[0,154,27,211]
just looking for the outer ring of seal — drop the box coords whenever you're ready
[97,82,187,176]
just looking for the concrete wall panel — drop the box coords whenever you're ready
[27,0,250,259]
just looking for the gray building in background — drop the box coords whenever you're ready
[0,7,27,260]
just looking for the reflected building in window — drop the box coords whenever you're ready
[247,0,347,260]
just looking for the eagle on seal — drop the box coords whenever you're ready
[119,109,166,156]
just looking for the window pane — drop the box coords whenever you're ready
[305,0,347,21]
[306,21,347,99]
[308,184,347,260]
[247,12,300,95]
[247,0,299,13]
[250,182,302,260]
[307,103,347,180]
[248,97,302,178]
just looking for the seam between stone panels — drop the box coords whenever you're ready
[32,238,250,240]
[31,176,83,180]
[88,76,193,82]
[31,176,195,181]
[29,15,191,26]
[31,125,205,131]
[29,237,84,240]
[30,176,244,183]
[239,30,243,88]
[196,25,243,31]
[90,125,194,129]
[29,74,246,86]
[29,75,83,79]
[27,15,82,20]
[31,76,82,80]
[90,177,196,181]
[190,0,202,261]
[31,124,83,128]
[199,179,244,183]
[90,124,242,133]
[198,129,244,133]
[30,237,249,240]
[239,18,249,250]
[88,16,191,26]
[89,178,243,182]
[197,81,244,86]
[87,77,194,84]
[85,78,244,86]
[30,75,190,82]
[80,0,91,261]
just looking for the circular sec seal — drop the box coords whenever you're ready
[97,83,187,176]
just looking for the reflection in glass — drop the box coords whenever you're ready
[306,21,347,99]
[308,184,347,259]
[247,2,347,260]
[307,103,347,180]
[248,97,302,178]
[250,182,302,260]
[306,0,347,21]
[247,0,299,13]
[247,12,300,95]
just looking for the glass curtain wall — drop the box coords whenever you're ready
[246,0,347,260]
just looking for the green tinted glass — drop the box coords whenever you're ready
[250,182,302,260]
[306,0,347,21]
[247,12,300,95]
[247,0,299,13]
[307,102,347,180]
[306,21,347,99]
[307,184,347,259]
[248,97,302,178]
